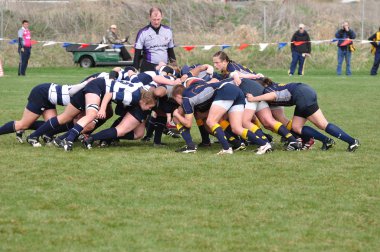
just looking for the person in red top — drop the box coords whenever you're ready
[18,20,32,76]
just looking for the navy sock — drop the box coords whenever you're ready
[145,116,156,138]
[66,124,83,142]
[325,123,355,144]
[278,125,297,142]
[153,116,166,144]
[178,126,195,148]
[213,126,230,150]
[29,120,45,130]
[29,117,60,138]
[92,127,118,141]
[45,122,74,137]
[246,130,268,146]
[58,131,70,140]
[0,121,15,135]
[118,131,135,140]
[198,125,211,144]
[301,126,329,143]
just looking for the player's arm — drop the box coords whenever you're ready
[97,92,113,119]
[173,109,193,128]
[153,75,181,86]
[246,92,276,102]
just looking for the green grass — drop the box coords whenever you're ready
[0,67,379,251]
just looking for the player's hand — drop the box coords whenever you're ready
[97,110,106,119]
[246,93,255,102]
[173,78,181,85]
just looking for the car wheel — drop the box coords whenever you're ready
[79,56,94,68]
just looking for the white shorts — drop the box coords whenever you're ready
[245,99,269,112]
[269,105,284,110]
[212,100,244,112]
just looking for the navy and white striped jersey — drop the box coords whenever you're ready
[48,82,88,106]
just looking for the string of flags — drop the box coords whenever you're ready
[1,37,377,52]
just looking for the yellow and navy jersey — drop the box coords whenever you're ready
[264,82,303,106]
[221,62,256,79]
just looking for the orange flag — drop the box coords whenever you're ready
[238,43,249,50]
[183,46,195,51]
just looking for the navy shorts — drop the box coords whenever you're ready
[83,78,106,97]
[26,83,56,114]
[239,78,265,96]
[293,84,319,118]
[214,84,245,106]
[115,103,149,123]
[70,91,86,111]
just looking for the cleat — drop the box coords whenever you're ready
[321,138,335,151]
[78,134,87,143]
[42,135,53,146]
[263,133,274,143]
[153,142,168,148]
[15,130,24,143]
[216,147,233,155]
[175,145,197,153]
[166,129,181,138]
[99,140,110,148]
[83,136,94,149]
[198,142,212,148]
[166,121,177,129]
[62,139,73,151]
[53,137,64,148]
[141,136,151,142]
[256,142,272,155]
[302,137,315,150]
[286,141,302,151]
[347,139,360,152]
[233,142,247,151]
[26,136,42,147]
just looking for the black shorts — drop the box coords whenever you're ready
[26,83,56,114]
[293,84,319,118]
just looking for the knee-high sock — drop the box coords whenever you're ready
[153,116,166,144]
[242,129,268,146]
[111,117,123,128]
[118,131,134,140]
[196,119,210,144]
[301,126,328,143]
[145,115,156,138]
[45,122,74,138]
[273,122,297,142]
[88,118,108,134]
[0,121,15,135]
[211,124,230,150]
[66,124,84,142]
[249,124,267,140]
[177,124,195,148]
[29,120,45,130]
[325,123,355,144]
[220,120,240,144]
[29,117,60,138]
[92,127,118,141]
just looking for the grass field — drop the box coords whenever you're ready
[0,67,379,251]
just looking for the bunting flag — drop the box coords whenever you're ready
[8,39,17,45]
[259,43,269,51]
[293,41,307,46]
[312,40,324,44]
[95,44,109,50]
[331,38,339,43]
[43,41,57,46]
[129,48,135,54]
[183,46,195,51]
[79,43,90,49]
[278,42,287,50]
[203,45,214,50]
[361,40,372,44]
[340,39,352,46]
[238,43,249,50]
[62,42,72,47]
[31,40,38,45]
[221,45,231,50]
[112,44,124,49]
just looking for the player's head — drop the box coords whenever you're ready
[139,89,157,110]
[213,51,231,71]
[172,84,185,105]
[149,7,162,29]
[256,77,275,88]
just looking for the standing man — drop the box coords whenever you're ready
[18,20,32,76]
[104,24,131,61]
[288,23,311,76]
[335,21,356,76]
[368,27,380,76]
[133,7,176,72]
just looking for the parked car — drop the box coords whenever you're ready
[66,44,134,68]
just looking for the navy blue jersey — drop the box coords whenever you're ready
[263,82,304,106]
[221,62,256,79]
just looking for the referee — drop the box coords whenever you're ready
[133,7,176,72]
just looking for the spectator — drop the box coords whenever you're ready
[133,7,176,72]
[18,20,32,76]
[105,24,131,61]
[368,27,380,76]
[289,23,311,76]
[335,21,356,76]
